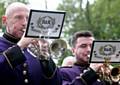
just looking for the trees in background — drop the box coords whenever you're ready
[57,0,120,40]
[57,0,120,65]
[0,2,5,31]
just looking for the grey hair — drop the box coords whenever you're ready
[5,2,29,17]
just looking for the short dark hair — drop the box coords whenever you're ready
[71,30,94,47]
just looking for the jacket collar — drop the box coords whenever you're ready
[3,32,20,43]
[74,62,90,68]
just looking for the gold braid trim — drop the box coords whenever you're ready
[3,52,13,69]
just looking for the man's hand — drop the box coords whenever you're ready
[17,33,38,49]
[90,63,104,72]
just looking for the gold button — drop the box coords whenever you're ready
[23,63,27,67]
[23,70,27,75]
[24,79,29,83]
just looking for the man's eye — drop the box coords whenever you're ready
[15,16,23,20]
[80,44,87,48]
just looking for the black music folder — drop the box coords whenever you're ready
[25,9,66,39]
[89,41,120,63]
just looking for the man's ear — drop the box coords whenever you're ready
[71,48,74,53]
[71,48,75,55]
[2,15,7,24]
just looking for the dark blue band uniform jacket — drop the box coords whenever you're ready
[60,63,117,85]
[0,33,62,85]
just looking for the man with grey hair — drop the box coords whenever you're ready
[0,2,62,85]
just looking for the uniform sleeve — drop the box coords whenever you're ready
[40,57,62,85]
[61,68,99,85]
[61,71,85,85]
[2,45,26,69]
[79,68,99,85]
[40,57,57,78]
[62,77,86,85]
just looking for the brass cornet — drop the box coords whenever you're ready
[28,39,50,60]
[98,64,120,83]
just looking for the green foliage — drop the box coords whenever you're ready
[57,0,120,40]
[57,0,120,65]
[91,0,120,40]
[0,2,5,29]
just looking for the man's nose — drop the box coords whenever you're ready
[87,46,91,53]
[22,17,28,26]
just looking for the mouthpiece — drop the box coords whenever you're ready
[87,55,90,58]
[23,29,26,32]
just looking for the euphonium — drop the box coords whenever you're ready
[50,39,67,53]
[50,39,67,58]
[29,39,67,59]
